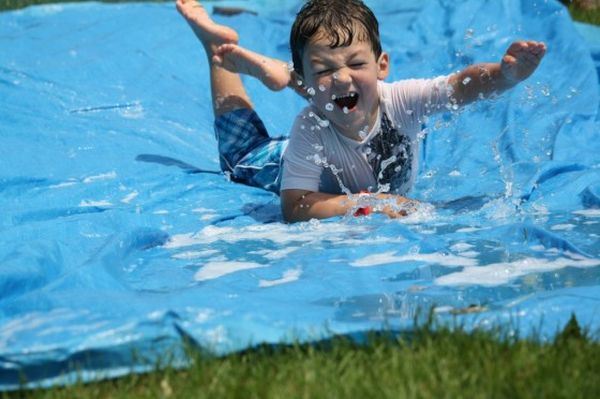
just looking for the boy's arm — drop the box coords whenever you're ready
[449,40,546,105]
[280,189,412,223]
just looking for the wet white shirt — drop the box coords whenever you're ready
[280,76,452,195]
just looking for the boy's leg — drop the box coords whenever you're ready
[177,0,286,193]
[176,0,251,115]
[215,43,310,98]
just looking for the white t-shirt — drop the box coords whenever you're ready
[280,76,452,195]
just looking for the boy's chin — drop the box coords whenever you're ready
[339,108,369,125]
[331,116,369,137]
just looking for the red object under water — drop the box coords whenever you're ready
[354,191,372,217]
[353,206,372,217]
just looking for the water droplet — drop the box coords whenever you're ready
[331,94,337,100]
[462,77,472,85]
[343,107,349,114]
[308,218,321,228]
[325,103,334,111]
[307,87,316,96]
[296,80,303,86]
[319,84,326,92]
[540,85,551,97]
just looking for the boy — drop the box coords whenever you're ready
[176,0,546,223]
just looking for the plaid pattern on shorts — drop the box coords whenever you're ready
[214,108,287,194]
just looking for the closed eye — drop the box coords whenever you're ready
[315,68,332,76]
[349,62,366,68]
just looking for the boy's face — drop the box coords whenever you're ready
[301,31,389,140]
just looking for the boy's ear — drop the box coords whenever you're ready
[377,52,390,80]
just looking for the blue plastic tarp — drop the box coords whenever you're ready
[1,0,599,390]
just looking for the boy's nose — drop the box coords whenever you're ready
[332,68,352,85]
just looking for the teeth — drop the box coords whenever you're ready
[337,93,357,99]
[334,92,359,111]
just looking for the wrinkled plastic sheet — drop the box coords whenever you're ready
[1,0,599,390]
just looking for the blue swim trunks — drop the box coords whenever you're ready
[214,108,288,194]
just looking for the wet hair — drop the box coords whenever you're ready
[290,0,382,78]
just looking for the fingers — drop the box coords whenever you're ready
[506,40,546,63]
[530,41,546,57]
[502,40,546,82]
[382,199,418,218]
[502,54,517,66]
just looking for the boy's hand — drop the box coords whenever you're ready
[501,41,546,84]
[374,195,418,219]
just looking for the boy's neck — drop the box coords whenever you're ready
[332,101,381,142]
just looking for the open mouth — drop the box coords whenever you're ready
[334,92,359,111]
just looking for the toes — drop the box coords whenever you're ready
[214,43,237,57]
[212,54,224,66]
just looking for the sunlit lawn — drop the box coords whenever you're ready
[3,317,600,399]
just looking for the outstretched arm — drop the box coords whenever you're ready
[281,189,413,223]
[449,40,546,105]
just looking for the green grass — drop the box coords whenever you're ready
[3,317,600,399]
[560,0,600,25]
[566,4,600,25]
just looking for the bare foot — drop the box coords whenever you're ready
[213,43,292,91]
[176,0,238,54]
